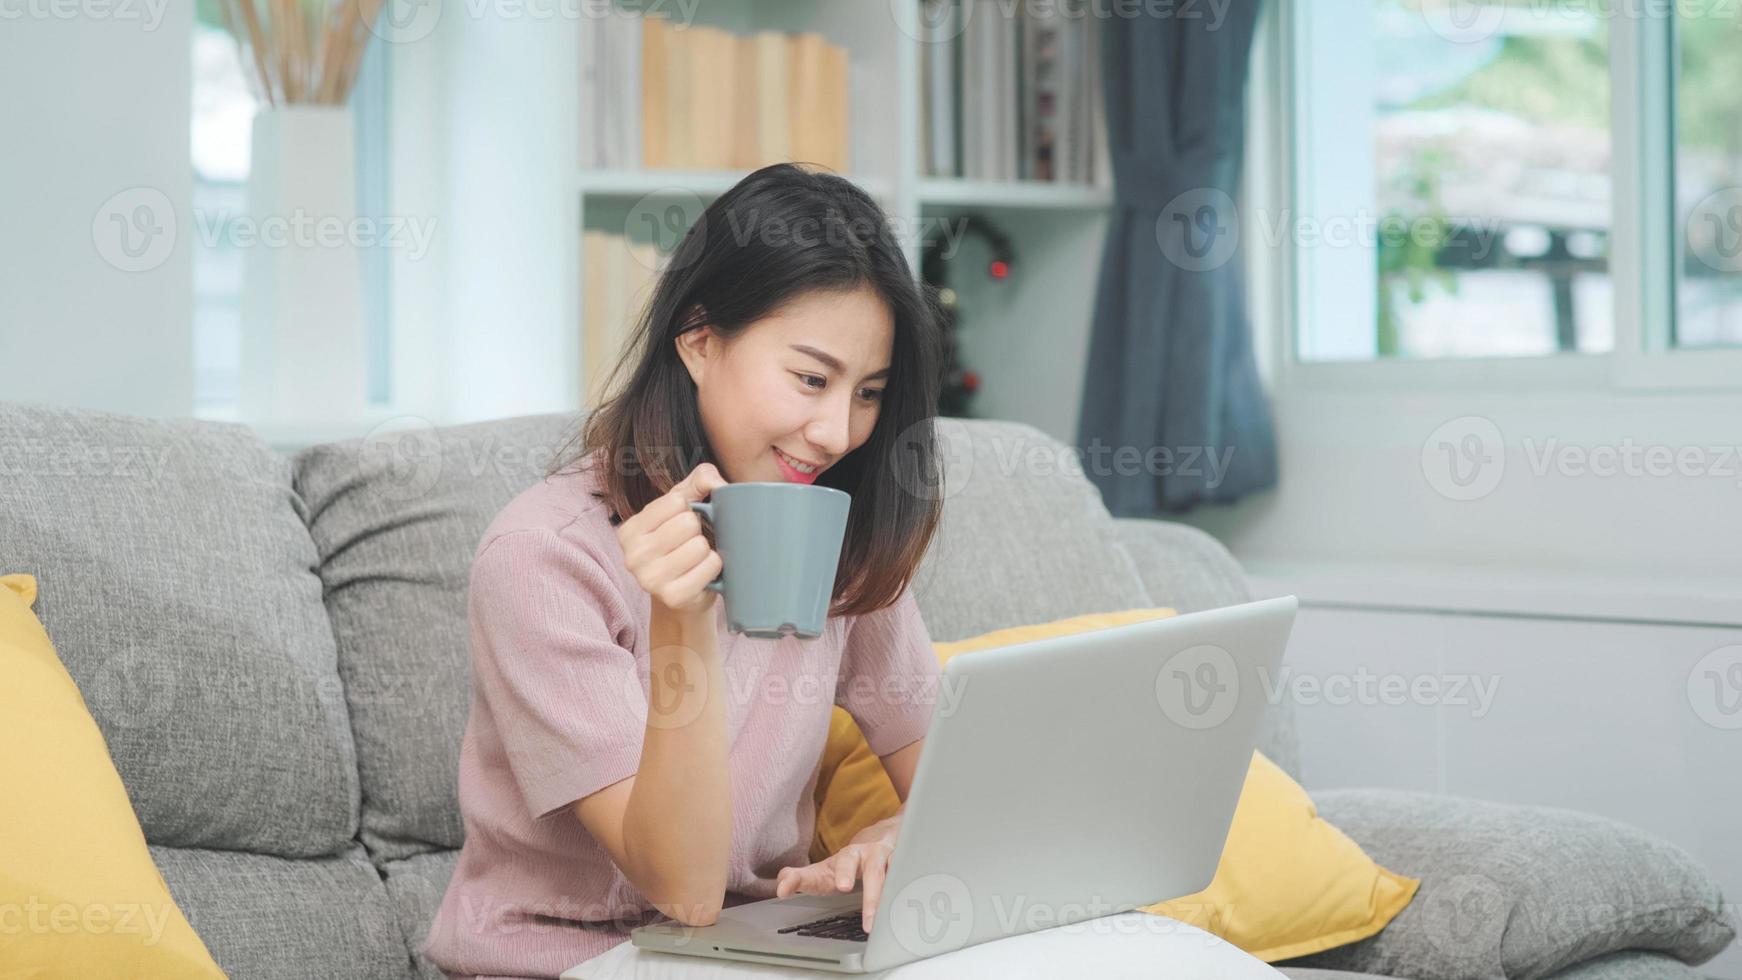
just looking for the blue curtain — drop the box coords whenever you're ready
[1075,1,1277,515]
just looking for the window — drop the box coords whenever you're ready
[190,7,393,418]
[1282,0,1742,376]
[1673,1,1742,349]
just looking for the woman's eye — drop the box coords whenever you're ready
[796,373,882,402]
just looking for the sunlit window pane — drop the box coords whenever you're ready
[1301,0,1614,362]
[1674,1,1742,349]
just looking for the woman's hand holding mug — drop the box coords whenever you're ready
[617,463,729,618]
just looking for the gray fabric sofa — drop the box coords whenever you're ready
[2,401,1733,980]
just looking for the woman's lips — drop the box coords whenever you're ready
[773,447,820,484]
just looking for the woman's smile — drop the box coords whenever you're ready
[773,446,823,484]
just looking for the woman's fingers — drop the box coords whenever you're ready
[832,848,861,891]
[860,845,890,932]
[775,850,870,900]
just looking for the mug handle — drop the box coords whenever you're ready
[688,501,725,593]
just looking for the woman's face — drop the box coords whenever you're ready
[676,285,893,485]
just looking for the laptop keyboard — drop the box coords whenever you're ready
[776,910,868,942]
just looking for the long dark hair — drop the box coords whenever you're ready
[548,163,946,618]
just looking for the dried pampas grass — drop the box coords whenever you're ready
[219,0,387,106]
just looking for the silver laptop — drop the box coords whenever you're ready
[615,595,1297,975]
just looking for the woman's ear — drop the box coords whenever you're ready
[673,307,714,385]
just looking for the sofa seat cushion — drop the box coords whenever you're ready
[0,402,360,858]
[1273,789,1737,980]
[154,843,409,980]
[381,848,460,980]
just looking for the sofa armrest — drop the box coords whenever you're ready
[1109,517,1251,613]
[1275,789,1737,980]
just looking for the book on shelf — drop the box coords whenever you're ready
[922,0,1107,184]
[583,12,850,174]
[582,230,665,408]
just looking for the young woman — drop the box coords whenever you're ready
[424,163,949,980]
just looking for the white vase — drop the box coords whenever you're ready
[239,106,371,427]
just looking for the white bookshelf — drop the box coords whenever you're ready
[425,2,1115,440]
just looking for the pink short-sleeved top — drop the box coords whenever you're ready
[422,451,941,979]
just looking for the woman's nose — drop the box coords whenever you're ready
[806,396,852,457]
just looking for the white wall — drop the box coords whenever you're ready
[385,6,580,426]
[0,6,193,417]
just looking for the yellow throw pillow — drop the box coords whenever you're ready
[0,573,226,978]
[811,607,1420,963]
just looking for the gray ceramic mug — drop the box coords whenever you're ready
[688,482,851,639]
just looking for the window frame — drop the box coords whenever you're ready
[1254,0,1742,395]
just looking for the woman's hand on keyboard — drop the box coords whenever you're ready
[774,811,903,934]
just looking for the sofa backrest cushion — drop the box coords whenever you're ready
[292,413,579,862]
[908,418,1155,640]
[0,402,360,859]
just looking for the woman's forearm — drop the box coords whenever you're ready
[622,601,732,922]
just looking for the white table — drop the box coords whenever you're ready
[563,912,1283,979]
